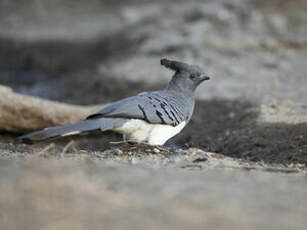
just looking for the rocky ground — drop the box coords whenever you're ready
[0,0,307,229]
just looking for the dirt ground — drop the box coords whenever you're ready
[0,0,307,229]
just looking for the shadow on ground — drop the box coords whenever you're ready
[175,99,307,166]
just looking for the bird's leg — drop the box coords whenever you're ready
[122,134,148,146]
[122,134,127,143]
[109,134,129,145]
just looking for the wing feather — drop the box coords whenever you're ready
[87,90,194,126]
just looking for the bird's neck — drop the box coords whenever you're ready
[166,83,194,96]
[166,73,196,94]
[165,86,195,101]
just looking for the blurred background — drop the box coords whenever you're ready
[0,0,307,229]
[1,0,307,104]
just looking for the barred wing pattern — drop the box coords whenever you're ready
[87,90,195,127]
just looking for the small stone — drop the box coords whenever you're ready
[114,149,123,155]
[228,112,235,119]
[131,157,139,164]
[153,148,160,154]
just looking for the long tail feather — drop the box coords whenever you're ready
[17,118,125,142]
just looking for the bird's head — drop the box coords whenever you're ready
[161,58,210,93]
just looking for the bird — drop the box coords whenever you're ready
[18,59,210,145]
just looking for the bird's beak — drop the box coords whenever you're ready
[199,72,210,82]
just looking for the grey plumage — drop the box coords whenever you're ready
[18,58,210,145]
[87,90,194,126]
[18,118,127,142]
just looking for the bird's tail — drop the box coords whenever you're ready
[17,118,126,143]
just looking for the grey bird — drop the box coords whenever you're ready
[18,59,210,145]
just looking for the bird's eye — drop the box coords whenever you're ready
[190,73,200,79]
[190,74,196,79]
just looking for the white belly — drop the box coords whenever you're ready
[113,119,186,145]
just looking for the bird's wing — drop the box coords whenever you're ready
[86,91,194,126]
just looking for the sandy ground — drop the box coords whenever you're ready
[0,159,306,230]
[0,0,307,229]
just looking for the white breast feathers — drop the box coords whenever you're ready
[113,119,186,145]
